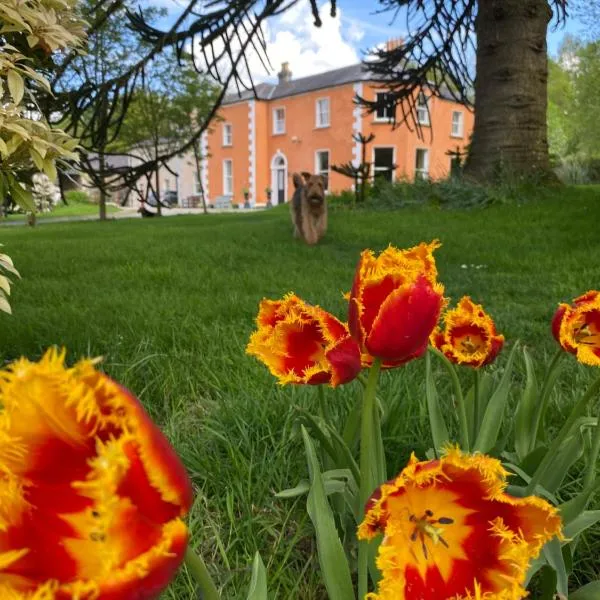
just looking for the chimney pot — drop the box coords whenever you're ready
[278,62,292,83]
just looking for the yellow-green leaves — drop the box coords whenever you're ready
[0,245,20,315]
[7,70,24,104]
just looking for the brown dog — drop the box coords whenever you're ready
[290,171,328,245]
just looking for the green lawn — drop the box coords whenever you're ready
[1,199,120,222]
[1,186,599,597]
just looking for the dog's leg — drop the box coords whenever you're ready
[316,206,328,241]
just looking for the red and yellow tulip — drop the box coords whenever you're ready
[247,294,361,386]
[348,241,445,367]
[431,296,504,368]
[552,290,600,366]
[0,349,192,599]
[358,448,561,600]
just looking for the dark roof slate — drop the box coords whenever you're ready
[222,63,460,105]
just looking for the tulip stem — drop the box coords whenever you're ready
[584,412,600,492]
[358,358,382,600]
[526,373,600,496]
[530,348,564,451]
[473,369,480,444]
[184,546,220,600]
[431,348,469,451]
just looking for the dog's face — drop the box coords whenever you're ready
[300,172,326,206]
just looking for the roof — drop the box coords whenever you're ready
[223,63,370,104]
[223,62,459,105]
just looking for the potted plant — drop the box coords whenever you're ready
[265,186,272,208]
[242,186,251,209]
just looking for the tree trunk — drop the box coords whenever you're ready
[465,0,554,180]
[154,143,162,217]
[192,142,208,214]
[98,147,107,221]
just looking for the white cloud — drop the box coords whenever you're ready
[190,1,363,90]
[262,1,361,81]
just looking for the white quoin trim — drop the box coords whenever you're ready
[352,83,363,168]
[248,100,257,206]
[200,131,209,203]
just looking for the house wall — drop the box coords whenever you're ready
[130,81,475,208]
[360,84,473,181]
[207,102,250,205]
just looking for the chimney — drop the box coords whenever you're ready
[385,38,404,52]
[278,62,292,84]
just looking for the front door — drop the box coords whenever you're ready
[276,167,285,204]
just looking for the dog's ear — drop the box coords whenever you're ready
[301,171,312,182]
[292,173,304,189]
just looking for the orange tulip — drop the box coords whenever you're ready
[0,349,192,599]
[431,296,504,368]
[359,449,562,600]
[348,241,445,367]
[247,294,361,386]
[552,290,600,366]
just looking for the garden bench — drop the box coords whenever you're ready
[213,195,232,210]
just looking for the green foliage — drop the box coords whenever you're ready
[329,176,550,211]
[64,190,92,204]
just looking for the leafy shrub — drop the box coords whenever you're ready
[328,176,547,212]
[65,190,92,204]
[555,154,600,184]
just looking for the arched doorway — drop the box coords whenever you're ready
[271,152,287,205]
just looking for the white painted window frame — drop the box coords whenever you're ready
[451,110,464,138]
[273,107,286,135]
[415,147,430,180]
[223,159,233,195]
[416,92,430,126]
[374,91,394,122]
[222,123,233,146]
[315,97,330,128]
[314,149,330,190]
[372,145,396,182]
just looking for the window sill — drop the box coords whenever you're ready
[315,124,330,130]
[450,134,464,139]
[222,143,233,147]
[272,132,286,136]
[372,119,394,124]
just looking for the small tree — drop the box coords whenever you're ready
[0,0,84,311]
[332,133,395,204]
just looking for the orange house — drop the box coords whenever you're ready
[203,62,473,206]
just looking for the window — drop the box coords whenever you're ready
[415,149,429,179]
[375,92,395,121]
[316,98,330,128]
[373,147,395,182]
[451,111,464,137]
[194,170,202,194]
[273,108,285,135]
[416,93,430,126]
[315,150,330,190]
[223,123,233,146]
[164,178,171,191]
[223,159,233,195]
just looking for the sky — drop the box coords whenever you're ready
[155,0,585,83]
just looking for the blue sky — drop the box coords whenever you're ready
[156,1,584,82]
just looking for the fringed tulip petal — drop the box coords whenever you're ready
[431,296,505,368]
[553,291,600,365]
[348,242,445,367]
[358,449,561,600]
[367,276,445,362]
[247,294,361,386]
[0,349,192,599]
